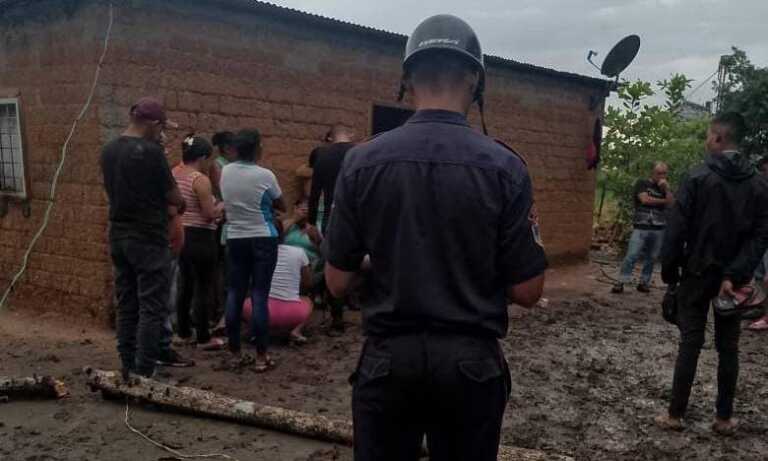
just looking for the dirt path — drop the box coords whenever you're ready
[1,261,767,460]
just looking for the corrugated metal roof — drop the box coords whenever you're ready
[1,0,614,89]
[232,1,612,89]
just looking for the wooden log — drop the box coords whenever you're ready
[85,368,354,445]
[84,368,572,461]
[0,375,69,400]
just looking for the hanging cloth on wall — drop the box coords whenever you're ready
[586,118,603,170]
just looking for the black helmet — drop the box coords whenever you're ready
[404,14,484,73]
[401,15,485,102]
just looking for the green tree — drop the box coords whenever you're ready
[717,47,768,159]
[598,74,709,233]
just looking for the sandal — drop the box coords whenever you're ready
[253,356,276,373]
[230,353,255,367]
[198,337,227,351]
[172,335,196,347]
[748,318,768,331]
[289,333,308,345]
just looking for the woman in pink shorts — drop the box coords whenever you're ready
[244,232,313,343]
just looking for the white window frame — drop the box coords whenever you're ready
[0,97,27,199]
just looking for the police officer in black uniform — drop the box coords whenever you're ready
[323,15,548,461]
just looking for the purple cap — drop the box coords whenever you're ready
[130,97,177,128]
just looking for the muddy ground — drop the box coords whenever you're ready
[1,260,767,460]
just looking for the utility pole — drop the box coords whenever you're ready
[714,54,731,113]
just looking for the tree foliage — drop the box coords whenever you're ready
[717,47,768,159]
[599,74,709,229]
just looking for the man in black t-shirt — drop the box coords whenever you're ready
[612,162,674,294]
[308,125,356,234]
[308,126,356,335]
[100,97,184,379]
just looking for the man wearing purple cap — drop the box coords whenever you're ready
[100,97,185,378]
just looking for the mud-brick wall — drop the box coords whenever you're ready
[0,0,605,320]
[483,69,601,261]
[0,2,113,318]
[96,0,407,203]
[102,0,602,259]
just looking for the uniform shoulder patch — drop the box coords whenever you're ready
[529,204,544,248]
[494,139,528,166]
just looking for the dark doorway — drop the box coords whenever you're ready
[371,105,414,136]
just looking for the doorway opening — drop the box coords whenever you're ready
[371,104,414,136]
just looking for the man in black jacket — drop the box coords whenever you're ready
[656,112,768,434]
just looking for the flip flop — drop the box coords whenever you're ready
[748,318,768,331]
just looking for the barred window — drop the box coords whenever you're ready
[0,98,26,198]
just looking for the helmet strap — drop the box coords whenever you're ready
[397,78,406,102]
[478,95,488,136]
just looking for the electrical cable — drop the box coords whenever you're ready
[124,403,241,461]
[685,69,719,101]
[0,4,114,310]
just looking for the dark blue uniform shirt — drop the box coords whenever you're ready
[325,109,547,338]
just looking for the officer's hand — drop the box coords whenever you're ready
[719,279,735,298]
[661,264,680,285]
[360,255,372,271]
[658,179,670,190]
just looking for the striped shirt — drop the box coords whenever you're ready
[221,162,282,239]
[173,165,217,230]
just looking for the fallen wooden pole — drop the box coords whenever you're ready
[84,368,571,461]
[85,368,353,445]
[0,375,69,400]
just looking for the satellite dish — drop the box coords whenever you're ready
[587,35,641,81]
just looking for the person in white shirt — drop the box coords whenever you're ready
[221,128,286,372]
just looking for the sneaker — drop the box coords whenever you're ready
[637,283,651,293]
[156,349,196,368]
[611,283,624,294]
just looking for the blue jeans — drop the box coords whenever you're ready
[619,228,664,285]
[225,237,278,354]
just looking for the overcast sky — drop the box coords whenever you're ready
[272,0,766,106]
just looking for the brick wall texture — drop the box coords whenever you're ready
[0,0,606,320]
